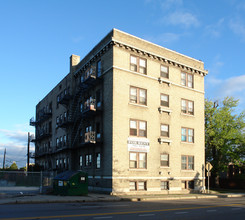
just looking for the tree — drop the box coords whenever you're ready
[9,162,18,170]
[205,97,245,186]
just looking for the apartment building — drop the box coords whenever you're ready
[30,29,208,194]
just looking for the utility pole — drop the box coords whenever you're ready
[27,132,30,172]
[3,148,6,169]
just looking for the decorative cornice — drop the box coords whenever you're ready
[112,39,208,76]
[74,40,114,76]
[74,38,208,77]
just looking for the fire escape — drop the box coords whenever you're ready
[71,65,103,149]
[30,107,52,159]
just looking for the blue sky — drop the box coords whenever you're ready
[1,0,245,168]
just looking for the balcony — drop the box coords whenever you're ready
[80,67,98,91]
[30,117,38,126]
[81,67,96,83]
[57,117,72,128]
[36,129,52,141]
[30,134,36,142]
[58,93,72,106]
[35,148,48,157]
[81,98,102,117]
[56,142,69,151]
[41,109,52,120]
[30,152,35,159]
[31,109,52,126]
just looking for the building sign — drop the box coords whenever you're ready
[127,137,150,152]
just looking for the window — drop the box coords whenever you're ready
[138,181,146,190]
[64,158,67,169]
[56,116,59,127]
[160,65,169,78]
[160,154,169,167]
[80,156,83,168]
[85,154,92,167]
[96,122,101,140]
[181,128,194,143]
[64,88,68,96]
[181,99,194,115]
[96,153,101,169]
[130,87,147,105]
[181,155,194,170]
[130,55,147,74]
[64,112,67,121]
[97,60,102,77]
[56,138,59,147]
[129,181,137,191]
[161,181,169,190]
[182,180,194,189]
[96,89,101,108]
[160,94,169,107]
[181,72,193,88]
[57,95,60,106]
[129,152,147,169]
[130,119,147,137]
[64,135,67,145]
[60,136,63,147]
[129,181,147,191]
[161,124,169,137]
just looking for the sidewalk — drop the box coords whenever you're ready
[1,191,245,205]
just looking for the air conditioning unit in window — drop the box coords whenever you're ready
[85,132,90,143]
[90,104,95,111]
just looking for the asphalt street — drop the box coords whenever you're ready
[0,197,245,220]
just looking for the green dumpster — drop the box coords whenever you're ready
[53,171,88,196]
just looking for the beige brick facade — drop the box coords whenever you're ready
[31,29,207,194]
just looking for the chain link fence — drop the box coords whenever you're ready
[0,171,56,194]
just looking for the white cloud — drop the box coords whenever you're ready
[206,75,245,106]
[221,75,245,96]
[205,76,223,87]
[144,32,180,45]
[208,55,224,76]
[160,0,183,10]
[229,19,245,41]
[0,142,34,168]
[206,74,245,115]
[236,2,245,11]
[162,11,200,28]
[0,129,28,143]
[145,0,183,9]
[205,18,225,38]
[0,128,35,168]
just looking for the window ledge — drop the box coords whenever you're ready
[158,138,172,145]
[159,166,170,169]
[181,170,195,172]
[129,169,148,171]
[129,102,148,108]
[181,141,194,145]
[158,77,171,86]
[158,107,172,114]
[181,113,194,117]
